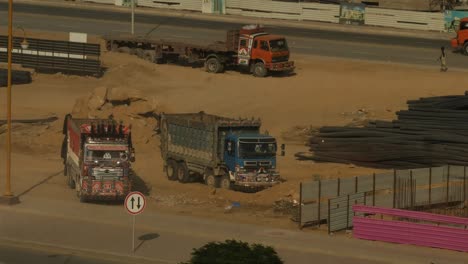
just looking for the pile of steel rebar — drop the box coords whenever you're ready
[0,69,32,87]
[296,92,468,169]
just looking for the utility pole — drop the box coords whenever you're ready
[1,0,19,205]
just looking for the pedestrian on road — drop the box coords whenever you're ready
[437,46,448,72]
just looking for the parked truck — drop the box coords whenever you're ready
[157,112,282,190]
[451,17,468,55]
[103,24,294,77]
[61,114,135,202]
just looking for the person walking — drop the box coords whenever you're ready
[438,46,448,72]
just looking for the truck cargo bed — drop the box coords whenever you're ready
[103,33,232,52]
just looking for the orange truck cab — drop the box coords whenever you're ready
[236,25,295,77]
[451,17,468,55]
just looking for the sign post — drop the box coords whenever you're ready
[125,191,146,254]
[131,0,135,34]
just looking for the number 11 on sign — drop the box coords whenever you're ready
[125,191,146,253]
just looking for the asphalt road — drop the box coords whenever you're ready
[0,243,117,264]
[0,2,467,68]
[1,196,466,264]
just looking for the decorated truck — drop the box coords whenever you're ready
[103,24,294,77]
[61,114,135,202]
[157,112,282,190]
[451,17,468,55]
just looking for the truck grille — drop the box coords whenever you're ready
[92,168,123,179]
[243,161,272,167]
[272,56,289,63]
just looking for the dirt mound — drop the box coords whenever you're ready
[70,86,161,146]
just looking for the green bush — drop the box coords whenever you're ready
[180,239,284,264]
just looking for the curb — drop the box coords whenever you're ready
[0,237,174,264]
[1,0,453,41]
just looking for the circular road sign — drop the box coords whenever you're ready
[125,191,146,215]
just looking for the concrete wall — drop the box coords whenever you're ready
[350,0,433,11]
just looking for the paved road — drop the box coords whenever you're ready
[0,197,466,264]
[0,243,117,264]
[0,1,467,68]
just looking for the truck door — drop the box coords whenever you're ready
[223,139,236,172]
[237,36,251,66]
[250,39,270,63]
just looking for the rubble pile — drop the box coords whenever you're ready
[297,92,468,169]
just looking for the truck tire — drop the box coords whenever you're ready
[63,162,68,176]
[76,182,87,203]
[177,162,190,183]
[220,175,232,190]
[463,42,468,55]
[117,47,132,54]
[205,174,220,188]
[205,57,224,73]
[67,167,76,189]
[135,48,145,58]
[166,160,178,181]
[252,62,267,77]
[144,50,156,63]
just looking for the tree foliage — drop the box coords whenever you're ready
[180,240,284,264]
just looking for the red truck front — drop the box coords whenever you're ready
[236,25,295,77]
[451,18,468,55]
[64,117,135,202]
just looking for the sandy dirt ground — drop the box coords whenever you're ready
[1,34,468,229]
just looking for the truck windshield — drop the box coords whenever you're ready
[269,39,288,52]
[461,22,468,30]
[239,143,276,158]
[85,149,128,161]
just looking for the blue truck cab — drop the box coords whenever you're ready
[224,133,280,187]
[158,112,281,190]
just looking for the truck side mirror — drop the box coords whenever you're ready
[281,144,285,156]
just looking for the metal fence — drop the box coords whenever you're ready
[328,192,366,234]
[353,205,468,252]
[299,165,468,229]
[0,36,102,76]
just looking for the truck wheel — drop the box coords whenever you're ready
[205,58,223,73]
[67,170,75,189]
[463,42,468,55]
[220,175,231,190]
[78,193,87,203]
[252,62,267,77]
[63,163,68,176]
[177,163,190,183]
[144,50,156,63]
[205,174,220,188]
[166,160,178,181]
[117,47,132,54]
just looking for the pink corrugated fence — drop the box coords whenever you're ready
[353,205,468,252]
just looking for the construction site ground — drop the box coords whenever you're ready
[1,42,468,231]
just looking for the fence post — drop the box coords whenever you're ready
[429,167,432,208]
[410,170,414,208]
[446,165,450,207]
[318,180,321,228]
[464,166,466,208]
[299,182,303,229]
[346,194,350,229]
[337,178,341,197]
[372,173,376,206]
[355,176,358,193]
[327,199,331,234]
[393,169,397,208]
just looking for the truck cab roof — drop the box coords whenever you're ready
[254,34,286,41]
[227,133,276,141]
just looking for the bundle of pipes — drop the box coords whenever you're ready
[296,92,468,169]
[0,68,32,87]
